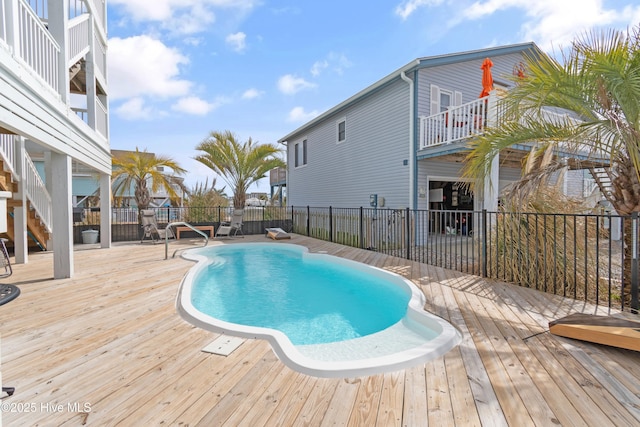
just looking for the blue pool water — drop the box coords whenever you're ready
[190,244,410,345]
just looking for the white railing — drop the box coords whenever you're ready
[18,0,60,91]
[72,107,88,123]
[26,0,46,20]
[86,0,104,29]
[24,152,52,232]
[419,96,490,149]
[67,13,89,65]
[0,134,19,179]
[69,0,87,19]
[0,134,52,232]
[95,96,107,138]
[93,31,106,80]
[0,1,6,44]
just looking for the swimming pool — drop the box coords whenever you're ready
[177,243,461,378]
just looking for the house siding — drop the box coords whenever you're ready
[288,78,411,208]
[280,44,547,212]
[417,51,525,117]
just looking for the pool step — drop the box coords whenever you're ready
[202,335,245,356]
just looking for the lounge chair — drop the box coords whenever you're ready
[216,209,244,238]
[265,227,291,240]
[140,209,175,244]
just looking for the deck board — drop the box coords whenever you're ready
[0,236,638,426]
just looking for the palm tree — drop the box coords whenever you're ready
[194,130,285,209]
[463,28,640,308]
[112,148,188,211]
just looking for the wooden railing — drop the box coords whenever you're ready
[419,96,492,149]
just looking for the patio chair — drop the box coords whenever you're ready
[140,209,175,244]
[215,209,244,238]
[265,227,291,240]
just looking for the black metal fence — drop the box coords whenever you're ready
[74,206,293,243]
[73,206,639,313]
[288,206,639,314]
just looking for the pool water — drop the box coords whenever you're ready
[177,243,462,378]
[190,245,409,345]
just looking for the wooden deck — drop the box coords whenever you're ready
[1,235,639,426]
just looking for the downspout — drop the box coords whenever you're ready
[400,71,415,209]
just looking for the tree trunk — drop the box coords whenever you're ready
[233,191,246,210]
[609,158,640,309]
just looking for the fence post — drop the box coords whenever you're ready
[405,207,411,260]
[482,209,488,278]
[359,207,364,249]
[632,212,639,312]
[329,206,333,242]
[290,206,294,233]
[306,206,310,237]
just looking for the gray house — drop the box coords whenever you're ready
[278,43,598,213]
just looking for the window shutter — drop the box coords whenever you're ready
[454,91,462,106]
[430,84,440,115]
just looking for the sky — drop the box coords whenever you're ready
[105,0,640,195]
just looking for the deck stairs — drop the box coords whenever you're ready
[587,167,614,203]
[0,153,51,251]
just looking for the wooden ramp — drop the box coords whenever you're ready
[549,313,640,352]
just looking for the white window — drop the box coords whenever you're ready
[430,84,463,115]
[337,118,346,143]
[294,143,299,167]
[439,90,452,113]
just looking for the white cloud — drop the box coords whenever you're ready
[171,96,216,115]
[458,0,628,49]
[277,74,317,95]
[242,88,263,99]
[109,0,259,35]
[114,97,154,120]
[310,60,328,77]
[310,52,352,77]
[226,32,247,52]
[109,0,257,22]
[287,106,320,122]
[398,0,640,51]
[108,35,192,100]
[394,0,444,20]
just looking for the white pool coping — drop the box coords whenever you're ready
[176,243,462,378]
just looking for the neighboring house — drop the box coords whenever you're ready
[0,1,111,278]
[34,149,187,211]
[278,43,604,212]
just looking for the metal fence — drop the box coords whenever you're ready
[289,206,639,314]
[72,206,639,313]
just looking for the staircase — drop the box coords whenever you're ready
[588,167,613,197]
[0,139,51,251]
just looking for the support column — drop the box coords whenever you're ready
[51,152,74,278]
[99,173,111,248]
[483,154,500,212]
[13,137,28,264]
[47,0,70,103]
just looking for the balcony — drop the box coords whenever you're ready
[418,95,499,150]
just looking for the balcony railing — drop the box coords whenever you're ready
[68,13,89,65]
[419,96,493,149]
[17,0,60,91]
